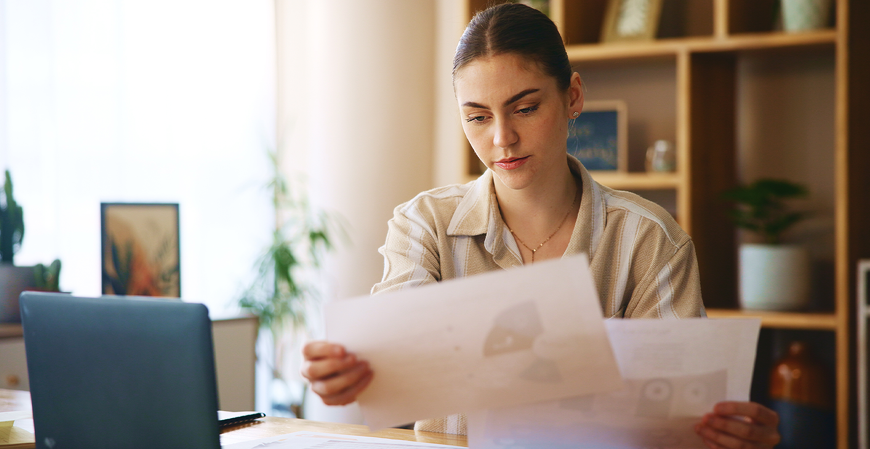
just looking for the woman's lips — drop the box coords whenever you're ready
[494,156,529,170]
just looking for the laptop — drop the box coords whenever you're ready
[20,292,223,449]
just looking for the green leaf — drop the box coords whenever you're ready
[720,178,808,243]
[236,150,347,333]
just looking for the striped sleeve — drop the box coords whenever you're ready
[624,239,705,318]
[371,199,442,294]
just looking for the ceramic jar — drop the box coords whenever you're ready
[739,244,810,311]
[781,0,834,32]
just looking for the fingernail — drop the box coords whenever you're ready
[332,346,343,357]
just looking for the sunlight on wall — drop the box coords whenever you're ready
[0,0,276,315]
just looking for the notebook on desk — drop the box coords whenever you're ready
[19,292,257,449]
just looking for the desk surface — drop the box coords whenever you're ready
[0,389,467,448]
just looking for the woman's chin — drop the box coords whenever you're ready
[493,170,537,191]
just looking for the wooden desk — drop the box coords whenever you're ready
[0,389,467,448]
[0,389,31,449]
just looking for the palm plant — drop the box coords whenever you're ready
[237,151,344,416]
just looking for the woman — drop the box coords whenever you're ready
[303,4,780,448]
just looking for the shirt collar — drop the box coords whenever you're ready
[446,155,607,263]
[446,169,495,237]
[446,170,522,268]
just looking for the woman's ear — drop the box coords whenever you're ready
[568,72,584,115]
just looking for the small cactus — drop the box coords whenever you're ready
[35,259,62,292]
[0,170,24,263]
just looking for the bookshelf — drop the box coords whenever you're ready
[457,1,870,447]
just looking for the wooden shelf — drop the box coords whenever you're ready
[588,172,680,190]
[463,172,680,191]
[565,30,836,62]
[706,309,838,330]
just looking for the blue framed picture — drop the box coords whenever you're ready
[567,100,628,172]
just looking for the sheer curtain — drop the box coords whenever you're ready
[0,0,276,315]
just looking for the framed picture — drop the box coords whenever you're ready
[101,203,180,297]
[601,0,663,43]
[567,100,628,172]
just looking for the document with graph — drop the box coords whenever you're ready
[468,318,762,449]
[325,255,623,430]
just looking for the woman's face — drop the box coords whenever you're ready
[454,53,582,192]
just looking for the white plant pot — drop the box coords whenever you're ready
[781,0,833,32]
[0,265,37,323]
[740,244,811,311]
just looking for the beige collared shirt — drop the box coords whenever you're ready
[372,156,705,435]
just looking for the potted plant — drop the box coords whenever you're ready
[34,259,63,292]
[722,178,810,311]
[237,151,344,417]
[0,170,37,322]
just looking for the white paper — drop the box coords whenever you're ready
[468,318,761,449]
[325,255,622,430]
[0,411,30,427]
[222,431,463,449]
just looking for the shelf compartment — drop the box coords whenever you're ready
[726,0,779,35]
[576,58,677,172]
[706,308,838,330]
[728,0,836,35]
[561,0,714,45]
[685,51,738,309]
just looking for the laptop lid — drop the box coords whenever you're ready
[20,292,221,449]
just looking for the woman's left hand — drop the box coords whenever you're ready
[695,401,781,448]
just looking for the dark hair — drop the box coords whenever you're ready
[453,3,572,91]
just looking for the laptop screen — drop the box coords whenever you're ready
[20,292,221,449]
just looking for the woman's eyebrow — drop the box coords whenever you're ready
[461,88,541,109]
[502,88,539,107]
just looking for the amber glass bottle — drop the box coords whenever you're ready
[769,341,835,449]
[770,341,831,408]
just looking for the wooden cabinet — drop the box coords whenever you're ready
[212,315,259,411]
[458,1,869,447]
[0,335,28,391]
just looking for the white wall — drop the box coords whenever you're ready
[433,0,467,188]
[277,0,439,304]
[276,0,471,423]
[0,0,276,316]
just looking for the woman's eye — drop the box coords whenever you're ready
[466,116,486,123]
[517,104,539,115]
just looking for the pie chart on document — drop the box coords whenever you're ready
[482,301,562,382]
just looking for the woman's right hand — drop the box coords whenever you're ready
[301,341,373,406]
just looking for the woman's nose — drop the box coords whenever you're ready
[493,118,518,148]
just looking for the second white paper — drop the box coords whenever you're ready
[469,318,762,449]
[325,255,623,430]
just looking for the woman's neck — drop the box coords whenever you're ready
[494,165,581,262]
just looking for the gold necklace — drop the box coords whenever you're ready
[508,189,578,263]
